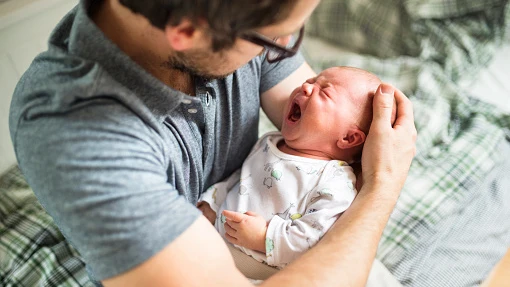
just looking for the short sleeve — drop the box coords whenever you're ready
[12,100,201,281]
[259,51,305,93]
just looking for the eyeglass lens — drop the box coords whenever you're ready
[266,30,301,62]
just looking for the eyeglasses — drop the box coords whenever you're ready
[240,26,305,63]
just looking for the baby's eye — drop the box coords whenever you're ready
[306,77,317,84]
[322,83,333,89]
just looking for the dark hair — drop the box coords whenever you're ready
[119,0,296,51]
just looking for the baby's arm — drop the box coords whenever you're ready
[264,185,356,267]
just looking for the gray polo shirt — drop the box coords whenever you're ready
[9,0,304,282]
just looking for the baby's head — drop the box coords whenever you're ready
[281,66,396,162]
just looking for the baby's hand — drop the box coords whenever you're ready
[222,210,267,253]
[196,201,216,225]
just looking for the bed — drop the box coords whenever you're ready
[1,0,510,286]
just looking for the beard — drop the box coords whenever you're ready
[161,50,234,81]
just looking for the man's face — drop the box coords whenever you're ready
[164,0,320,79]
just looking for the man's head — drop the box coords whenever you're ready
[281,66,397,162]
[119,0,294,52]
[115,0,319,79]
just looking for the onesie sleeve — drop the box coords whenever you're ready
[265,180,357,268]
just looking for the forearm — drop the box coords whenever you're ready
[261,182,398,287]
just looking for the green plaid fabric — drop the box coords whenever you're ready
[0,166,93,287]
[294,0,510,277]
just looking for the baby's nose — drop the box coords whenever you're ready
[302,82,313,96]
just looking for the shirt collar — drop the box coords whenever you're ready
[62,0,193,121]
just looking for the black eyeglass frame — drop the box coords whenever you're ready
[240,26,305,63]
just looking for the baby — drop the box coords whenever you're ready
[198,66,396,270]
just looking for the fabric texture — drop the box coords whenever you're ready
[282,0,510,286]
[388,139,510,286]
[200,132,357,268]
[8,0,304,283]
[0,166,94,287]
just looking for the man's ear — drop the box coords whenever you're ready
[337,129,366,149]
[163,19,208,51]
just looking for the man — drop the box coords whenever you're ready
[9,0,417,286]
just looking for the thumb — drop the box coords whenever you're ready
[222,210,246,223]
[372,83,395,129]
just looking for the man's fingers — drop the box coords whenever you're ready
[222,210,246,223]
[393,88,415,130]
[372,83,396,129]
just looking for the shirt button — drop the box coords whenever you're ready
[188,108,198,114]
[205,92,211,107]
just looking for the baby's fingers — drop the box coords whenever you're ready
[222,210,247,223]
[224,233,238,245]
[224,222,237,237]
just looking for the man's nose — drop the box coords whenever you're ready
[302,82,313,96]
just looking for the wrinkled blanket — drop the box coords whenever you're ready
[297,0,510,285]
[0,166,93,287]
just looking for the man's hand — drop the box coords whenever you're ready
[197,201,217,225]
[361,83,417,197]
[222,210,268,253]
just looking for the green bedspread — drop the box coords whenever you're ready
[299,0,510,265]
[0,166,93,286]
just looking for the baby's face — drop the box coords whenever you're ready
[281,67,380,156]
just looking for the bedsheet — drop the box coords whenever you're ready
[0,166,93,287]
[295,0,510,285]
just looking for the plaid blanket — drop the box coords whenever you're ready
[0,166,94,287]
[2,0,510,286]
[301,0,510,257]
[299,0,510,285]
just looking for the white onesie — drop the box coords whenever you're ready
[200,132,357,269]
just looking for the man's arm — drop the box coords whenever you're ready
[102,189,390,287]
[103,216,253,287]
[260,62,316,130]
[103,84,416,287]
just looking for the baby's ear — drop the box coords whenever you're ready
[337,129,366,149]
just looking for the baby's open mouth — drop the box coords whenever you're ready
[288,102,301,122]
